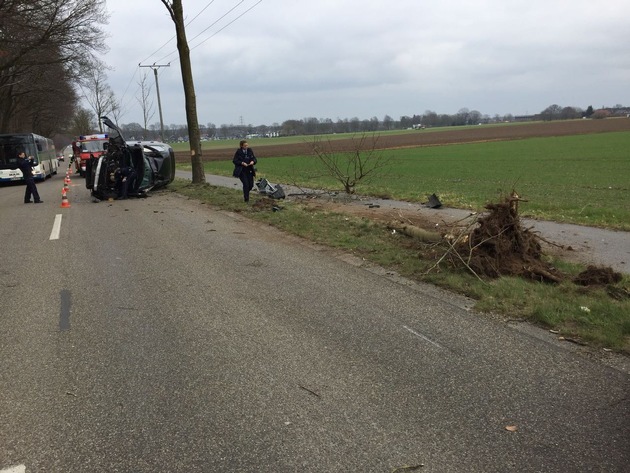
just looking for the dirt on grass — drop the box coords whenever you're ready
[573,266,623,286]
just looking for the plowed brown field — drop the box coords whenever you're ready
[175,118,629,162]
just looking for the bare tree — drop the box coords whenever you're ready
[6,58,77,135]
[108,95,124,128]
[137,71,155,135]
[160,0,205,184]
[71,107,96,136]
[0,0,108,133]
[311,133,391,194]
[79,64,116,132]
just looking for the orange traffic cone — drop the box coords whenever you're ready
[63,180,69,192]
[61,188,71,208]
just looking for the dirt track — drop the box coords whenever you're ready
[176,118,630,162]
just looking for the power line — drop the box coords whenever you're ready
[118,64,141,103]
[189,0,263,52]
[186,0,218,26]
[112,0,262,123]
[187,0,245,44]
[140,0,220,65]
[156,0,262,64]
[115,1,218,114]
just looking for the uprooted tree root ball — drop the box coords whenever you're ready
[437,193,564,283]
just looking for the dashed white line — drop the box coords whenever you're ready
[1,465,26,473]
[403,325,443,348]
[49,214,62,240]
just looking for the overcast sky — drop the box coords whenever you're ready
[100,0,630,127]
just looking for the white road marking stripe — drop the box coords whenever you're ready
[49,214,62,240]
[403,325,443,348]
[1,465,26,473]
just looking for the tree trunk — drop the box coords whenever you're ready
[170,0,205,184]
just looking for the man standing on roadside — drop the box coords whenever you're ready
[16,150,43,203]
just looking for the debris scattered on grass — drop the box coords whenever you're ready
[558,336,587,346]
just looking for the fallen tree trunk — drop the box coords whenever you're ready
[387,221,442,242]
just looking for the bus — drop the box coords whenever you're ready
[0,133,58,182]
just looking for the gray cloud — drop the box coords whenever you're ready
[102,0,630,126]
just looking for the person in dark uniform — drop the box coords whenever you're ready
[232,140,257,202]
[116,165,137,200]
[16,151,43,203]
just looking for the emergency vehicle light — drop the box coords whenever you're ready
[78,134,108,140]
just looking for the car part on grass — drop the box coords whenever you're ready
[255,178,286,199]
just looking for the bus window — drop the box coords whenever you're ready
[0,133,56,182]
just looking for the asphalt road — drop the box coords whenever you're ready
[1,171,629,472]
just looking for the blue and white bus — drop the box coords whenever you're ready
[0,133,58,182]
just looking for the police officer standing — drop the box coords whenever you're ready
[17,151,43,203]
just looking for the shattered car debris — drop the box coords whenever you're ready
[255,178,285,199]
[85,117,175,201]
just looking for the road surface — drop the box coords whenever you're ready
[0,172,628,472]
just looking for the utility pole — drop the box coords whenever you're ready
[139,63,170,142]
[160,0,205,184]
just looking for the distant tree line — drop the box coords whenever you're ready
[116,102,628,143]
[536,104,630,121]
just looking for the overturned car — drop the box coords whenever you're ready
[85,117,175,201]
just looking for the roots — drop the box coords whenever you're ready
[432,192,564,283]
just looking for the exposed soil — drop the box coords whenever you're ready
[176,118,630,162]
[574,266,623,286]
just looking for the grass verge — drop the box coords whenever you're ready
[183,131,630,230]
[169,178,630,354]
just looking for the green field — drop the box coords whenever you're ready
[182,131,630,230]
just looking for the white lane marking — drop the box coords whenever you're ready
[403,325,443,349]
[49,214,62,240]
[1,465,26,473]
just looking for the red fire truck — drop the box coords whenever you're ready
[72,133,108,177]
